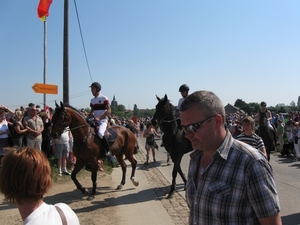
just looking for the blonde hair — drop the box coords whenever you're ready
[14,110,23,118]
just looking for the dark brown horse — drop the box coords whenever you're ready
[151,95,193,197]
[51,102,139,200]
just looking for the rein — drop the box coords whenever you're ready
[67,124,90,131]
[159,118,177,123]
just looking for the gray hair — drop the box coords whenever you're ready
[180,90,225,123]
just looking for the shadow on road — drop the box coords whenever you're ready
[281,213,300,225]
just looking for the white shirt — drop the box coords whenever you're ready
[90,93,109,121]
[54,127,70,145]
[177,97,185,110]
[24,202,80,225]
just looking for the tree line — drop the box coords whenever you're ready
[234,99,300,115]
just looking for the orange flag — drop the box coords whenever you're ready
[37,0,53,21]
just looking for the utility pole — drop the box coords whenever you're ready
[63,0,69,104]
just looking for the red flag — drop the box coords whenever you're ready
[37,0,53,21]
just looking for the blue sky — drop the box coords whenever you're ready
[1,1,299,111]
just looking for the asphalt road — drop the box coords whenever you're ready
[137,136,300,225]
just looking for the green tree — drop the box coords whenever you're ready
[234,99,247,109]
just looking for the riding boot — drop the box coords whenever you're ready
[102,136,111,155]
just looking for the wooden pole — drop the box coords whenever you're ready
[63,0,69,104]
[43,20,47,108]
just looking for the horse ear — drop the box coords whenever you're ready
[60,101,65,109]
[55,101,59,108]
[164,94,168,101]
[156,95,160,101]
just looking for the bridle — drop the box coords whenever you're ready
[154,102,177,125]
[57,108,90,133]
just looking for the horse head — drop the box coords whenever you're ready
[151,94,174,127]
[50,101,72,139]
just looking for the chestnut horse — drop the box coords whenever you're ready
[152,95,193,197]
[51,102,139,200]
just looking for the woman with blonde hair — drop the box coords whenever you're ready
[11,110,27,147]
[0,147,80,224]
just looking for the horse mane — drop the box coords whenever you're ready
[64,103,87,120]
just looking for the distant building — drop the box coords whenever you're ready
[111,95,118,108]
[225,103,240,114]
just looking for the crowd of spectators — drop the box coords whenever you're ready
[225,110,300,159]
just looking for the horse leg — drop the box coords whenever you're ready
[168,157,180,197]
[88,166,98,200]
[115,154,127,189]
[177,164,187,187]
[125,152,139,186]
[71,160,89,195]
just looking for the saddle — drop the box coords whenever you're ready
[86,118,118,143]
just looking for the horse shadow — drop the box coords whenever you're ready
[74,188,159,214]
[281,213,300,225]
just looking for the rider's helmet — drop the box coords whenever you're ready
[179,84,189,92]
[260,101,267,106]
[90,82,101,92]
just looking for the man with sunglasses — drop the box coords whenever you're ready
[180,91,281,225]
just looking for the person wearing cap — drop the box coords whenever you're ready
[176,84,190,116]
[88,82,112,155]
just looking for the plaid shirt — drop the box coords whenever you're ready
[186,131,280,225]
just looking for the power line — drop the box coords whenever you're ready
[73,0,93,83]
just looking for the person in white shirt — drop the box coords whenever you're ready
[0,147,80,225]
[52,127,72,176]
[88,82,112,155]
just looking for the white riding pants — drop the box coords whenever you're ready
[97,119,108,139]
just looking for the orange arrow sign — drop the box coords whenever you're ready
[32,83,58,94]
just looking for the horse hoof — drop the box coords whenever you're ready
[167,193,174,198]
[87,195,95,200]
[130,177,139,186]
[117,184,123,190]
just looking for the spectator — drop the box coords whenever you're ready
[276,119,284,152]
[180,90,281,225]
[0,109,11,163]
[39,112,52,158]
[293,122,300,160]
[143,122,160,165]
[285,114,293,141]
[11,110,27,147]
[236,116,267,158]
[52,127,72,176]
[232,120,243,138]
[23,106,44,150]
[0,147,80,224]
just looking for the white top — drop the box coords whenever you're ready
[90,93,109,121]
[0,120,9,138]
[54,127,70,145]
[177,97,185,110]
[24,202,80,225]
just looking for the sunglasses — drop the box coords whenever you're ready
[182,115,216,133]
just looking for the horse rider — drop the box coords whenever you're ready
[257,101,278,145]
[175,84,190,128]
[88,82,112,155]
[161,84,190,148]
